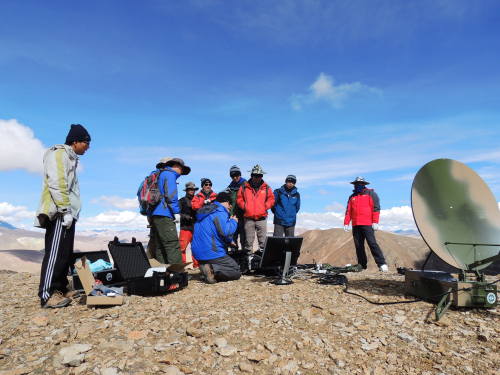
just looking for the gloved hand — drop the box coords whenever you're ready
[203,199,211,205]
[174,214,180,223]
[62,212,73,228]
[372,223,379,231]
[343,225,348,232]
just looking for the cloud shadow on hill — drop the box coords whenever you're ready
[0,249,45,263]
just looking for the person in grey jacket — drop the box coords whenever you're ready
[35,124,90,308]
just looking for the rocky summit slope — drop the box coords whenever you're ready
[1,268,500,375]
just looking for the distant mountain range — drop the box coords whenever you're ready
[0,221,16,230]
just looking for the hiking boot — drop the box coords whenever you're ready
[379,264,389,272]
[63,290,81,299]
[42,291,72,309]
[200,264,217,284]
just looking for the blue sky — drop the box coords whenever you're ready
[1,0,500,232]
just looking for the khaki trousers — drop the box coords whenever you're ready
[244,218,267,251]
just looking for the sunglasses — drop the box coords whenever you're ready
[80,141,90,145]
[204,183,212,186]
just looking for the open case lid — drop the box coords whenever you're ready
[108,237,151,279]
[74,256,97,296]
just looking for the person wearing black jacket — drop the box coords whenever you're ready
[179,182,200,268]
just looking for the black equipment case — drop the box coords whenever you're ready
[108,237,188,295]
[69,250,124,291]
[227,249,261,274]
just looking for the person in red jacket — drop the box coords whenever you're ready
[343,176,388,272]
[237,164,275,252]
[192,178,217,211]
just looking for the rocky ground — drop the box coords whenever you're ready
[1,268,499,375]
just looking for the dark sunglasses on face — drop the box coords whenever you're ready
[204,183,212,186]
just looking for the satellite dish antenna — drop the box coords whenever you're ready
[406,158,500,319]
[412,158,500,271]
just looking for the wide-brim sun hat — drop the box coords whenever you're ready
[156,157,173,169]
[166,158,191,175]
[350,176,370,185]
[183,182,199,191]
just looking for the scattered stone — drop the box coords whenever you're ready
[361,342,379,351]
[397,333,415,342]
[334,358,345,367]
[158,354,174,364]
[179,366,194,374]
[33,315,49,326]
[218,346,237,356]
[186,326,203,338]
[127,330,148,340]
[59,344,92,357]
[62,354,85,367]
[214,337,227,348]
[164,365,184,375]
[247,352,269,362]
[239,363,254,372]
[281,360,298,372]
[100,368,118,375]
[155,342,170,352]
[394,315,406,324]
[478,331,490,342]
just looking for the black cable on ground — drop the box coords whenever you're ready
[336,275,500,305]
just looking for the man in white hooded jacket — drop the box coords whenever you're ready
[35,124,91,308]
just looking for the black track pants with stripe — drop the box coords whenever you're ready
[38,216,75,302]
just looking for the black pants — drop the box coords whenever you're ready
[232,219,246,250]
[199,255,241,281]
[352,225,386,269]
[38,216,75,302]
[273,224,295,237]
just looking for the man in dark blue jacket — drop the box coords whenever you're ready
[191,192,241,283]
[147,158,191,264]
[272,175,301,236]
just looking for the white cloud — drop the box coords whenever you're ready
[0,202,36,223]
[291,73,382,110]
[324,201,345,212]
[78,210,147,228]
[295,205,416,231]
[90,196,139,210]
[318,189,329,195]
[0,119,47,174]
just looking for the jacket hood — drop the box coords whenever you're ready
[229,177,246,189]
[280,185,297,195]
[44,144,78,162]
[196,201,226,222]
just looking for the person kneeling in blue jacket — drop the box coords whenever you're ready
[191,192,242,284]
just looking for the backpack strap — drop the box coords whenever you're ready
[162,174,177,215]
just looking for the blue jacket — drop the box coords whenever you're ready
[272,185,300,226]
[148,167,181,218]
[191,201,238,261]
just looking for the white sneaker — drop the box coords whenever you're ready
[379,264,389,272]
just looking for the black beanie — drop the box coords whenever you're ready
[66,124,91,143]
[215,192,233,205]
